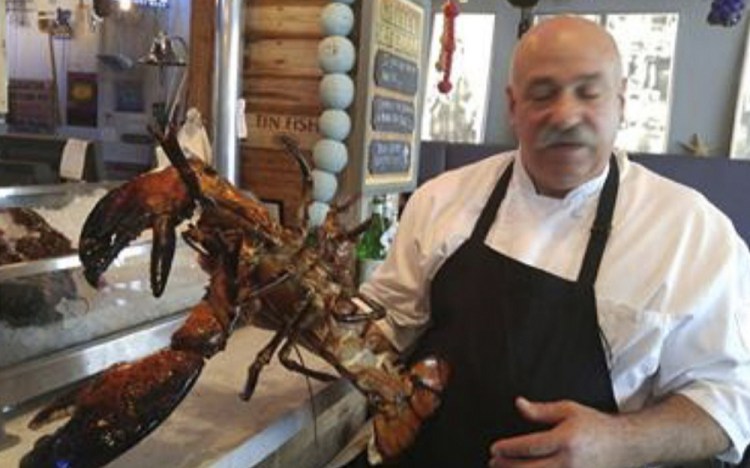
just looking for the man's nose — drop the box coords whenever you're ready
[547,92,583,129]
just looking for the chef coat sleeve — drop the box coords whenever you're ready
[653,230,750,463]
[359,189,436,352]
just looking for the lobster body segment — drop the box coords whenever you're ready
[22,128,449,467]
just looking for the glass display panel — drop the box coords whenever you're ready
[0,187,207,370]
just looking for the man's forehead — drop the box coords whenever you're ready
[510,19,622,85]
[524,72,606,89]
[513,45,621,87]
[520,17,616,51]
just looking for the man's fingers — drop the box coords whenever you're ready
[490,432,559,460]
[488,454,557,468]
[516,396,570,425]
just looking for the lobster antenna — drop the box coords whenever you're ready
[294,344,321,446]
[149,124,206,205]
[275,134,314,226]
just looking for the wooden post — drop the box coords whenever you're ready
[187,0,216,134]
[47,33,61,127]
[188,0,333,226]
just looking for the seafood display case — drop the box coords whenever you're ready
[0,183,207,421]
[0,183,367,467]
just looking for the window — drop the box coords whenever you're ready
[608,14,679,153]
[421,13,495,143]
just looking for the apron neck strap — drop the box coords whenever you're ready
[471,161,514,242]
[577,155,619,286]
[470,155,620,287]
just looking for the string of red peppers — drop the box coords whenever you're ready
[436,0,460,94]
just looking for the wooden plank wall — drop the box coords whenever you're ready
[242,0,330,226]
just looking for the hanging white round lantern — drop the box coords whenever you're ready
[319,73,355,109]
[320,3,355,36]
[309,0,357,227]
[314,139,349,173]
[319,109,352,141]
[318,36,356,74]
[308,201,331,227]
[311,169,339,203]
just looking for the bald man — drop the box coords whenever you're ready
[360,16,750,467]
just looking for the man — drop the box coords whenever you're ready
[360,16,750,467]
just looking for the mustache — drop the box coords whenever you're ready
[535,125,597,149]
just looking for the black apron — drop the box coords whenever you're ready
[402,157,620,467]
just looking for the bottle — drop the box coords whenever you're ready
[356,195,388,261]
[357,195,389,283]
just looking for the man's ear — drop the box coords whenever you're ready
[506,86,517,129]
[618,77,627,124]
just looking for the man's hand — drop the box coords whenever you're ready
[488,397,624,468]
[487,394,730,468]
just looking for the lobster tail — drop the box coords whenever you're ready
[373,356,451,462]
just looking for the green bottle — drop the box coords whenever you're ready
[356,195,388,260]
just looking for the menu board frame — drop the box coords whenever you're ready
[350,0,429,195]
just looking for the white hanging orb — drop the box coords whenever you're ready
[320,3,355,36]
[319,109,352,141]
[314,139,348,174]
[308,201,331,227]
[319,73,355,110]
[311,169,339,202]
[318,36,356,74]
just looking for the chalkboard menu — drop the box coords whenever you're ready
[359,0,426,192]
[372,96,415,134]
[369,139,411,174]
[374,50,419,96]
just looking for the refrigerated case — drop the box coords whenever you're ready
[0,182,366,467]
[0,183,208,409]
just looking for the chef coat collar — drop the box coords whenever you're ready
[512,149,611,205]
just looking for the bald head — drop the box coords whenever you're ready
[510,17,623,87]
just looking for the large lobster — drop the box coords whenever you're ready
[20,127,449,468]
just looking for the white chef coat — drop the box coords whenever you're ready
[360,149,750,463]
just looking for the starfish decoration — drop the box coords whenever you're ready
[680,133,712,157]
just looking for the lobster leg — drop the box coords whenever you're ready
[331,292,387,324]
[240,322,288,401]
[277,336,338,383]
[241,289,314,400]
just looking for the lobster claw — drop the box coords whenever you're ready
[21,350,204,468]
[79,165,195,297]
[150,216,177,297]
